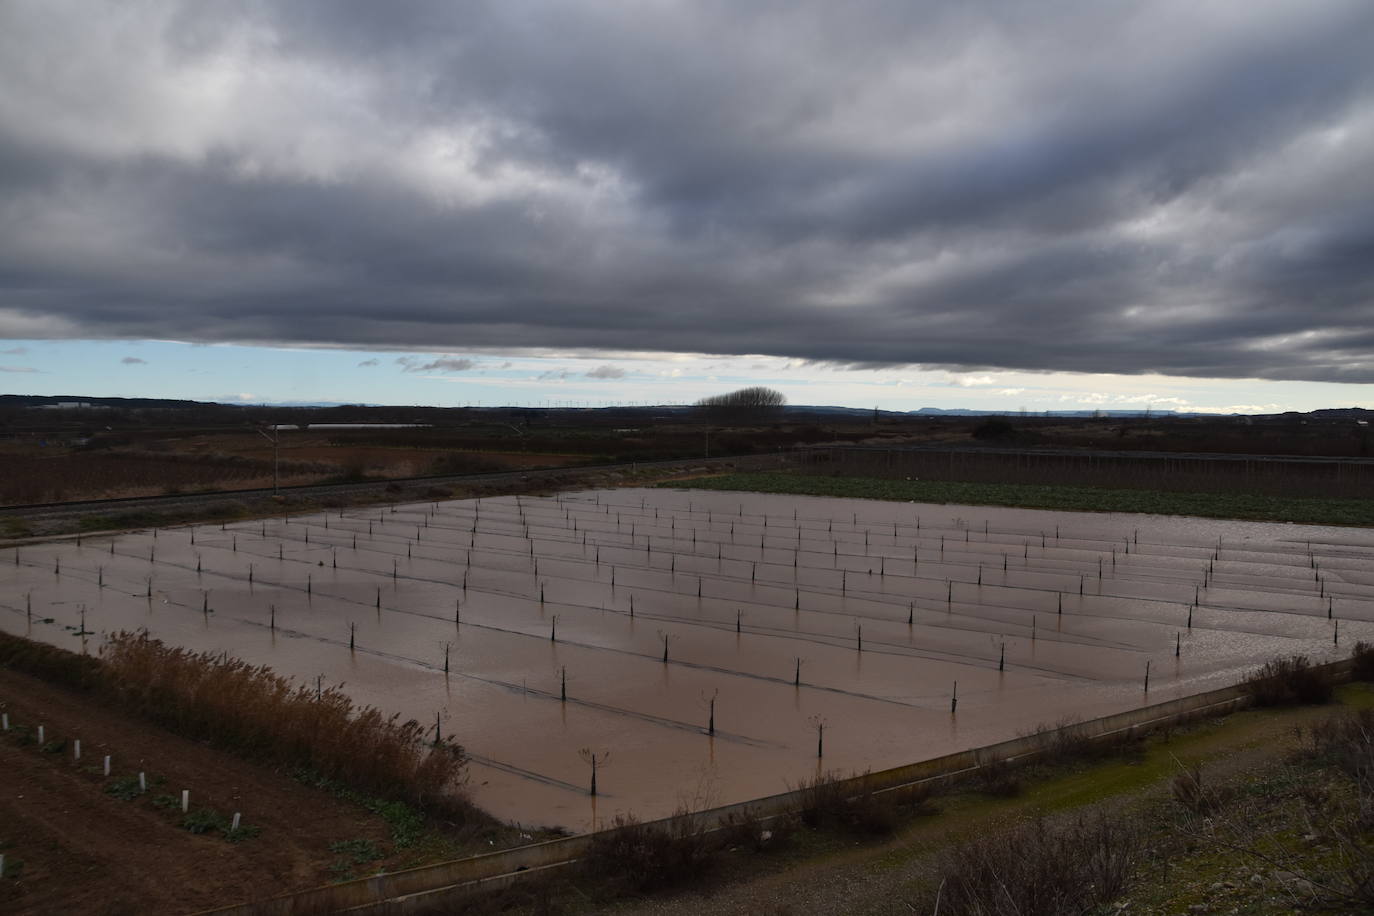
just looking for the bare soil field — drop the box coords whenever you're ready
[0,667,404,915]
[0,434,591,506]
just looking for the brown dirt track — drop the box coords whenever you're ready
[0,667,400,915]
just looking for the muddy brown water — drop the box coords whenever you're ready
[3,488,1371,832]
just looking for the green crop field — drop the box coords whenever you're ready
[666,471,1374,527]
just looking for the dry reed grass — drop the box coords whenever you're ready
[99,631,470,815]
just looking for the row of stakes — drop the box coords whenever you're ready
[19,573,1342,788]
[17,510,1356,786]
[0,709,250,866]
[32,546,1346,627]
[58,495,1357,572]
[35,512,1348,634]
[28,546,1343,665]
[30,499,1349,625]
[55,497,1344,581]
[21,517,1350,705]
[20,543,1349,708]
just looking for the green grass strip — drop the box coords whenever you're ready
[662,471,1374,526]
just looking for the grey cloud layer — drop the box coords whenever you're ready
[2,1,1373,381]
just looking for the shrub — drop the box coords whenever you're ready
[581,812,718,892]
[1028,716,1145,766]
[974,755,1023,798]
[792,770,905,835]
[795,770,849,828]
[847,784,899,835]
[1352,642,1374,682]
[926,813,1143,916]
[1171,764,1226,815]
[1300,708,1374,788]
[717,807,770,852]
[972,419,1017,442]
[1242,655,1333,707]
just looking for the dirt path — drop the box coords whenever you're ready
[600,697,1360,916]
[0,667,400,915]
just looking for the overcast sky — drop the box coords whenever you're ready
[2,1,1373,410]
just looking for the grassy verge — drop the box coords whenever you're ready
[664,471,1374,526]
[476,657,1374,915]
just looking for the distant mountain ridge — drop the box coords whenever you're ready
[0,394,218,409]
[2,393,1368,419]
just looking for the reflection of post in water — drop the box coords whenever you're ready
[807,714,827,759]
[579,747,610,797]
[701,689,718,736]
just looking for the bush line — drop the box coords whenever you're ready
[668,471,1374,526]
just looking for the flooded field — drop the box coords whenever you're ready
[3,488,1373,831]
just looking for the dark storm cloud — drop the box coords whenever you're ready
[2,1,1374,381]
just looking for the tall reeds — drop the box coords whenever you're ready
[2,629,471,819]
[100,632,467,813]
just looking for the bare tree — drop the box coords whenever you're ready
[694,386,786,424]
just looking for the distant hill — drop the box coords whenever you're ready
[0,394,219,409]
